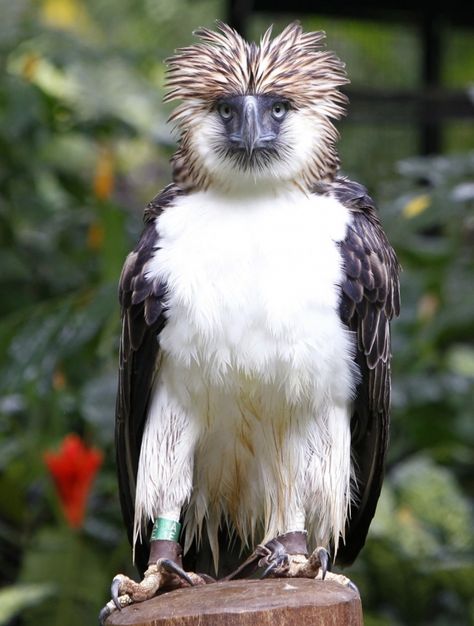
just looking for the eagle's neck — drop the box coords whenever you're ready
[216,179,310,199]
[171,130,340,194]
[172,164,323,198]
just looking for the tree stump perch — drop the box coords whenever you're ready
[105,578,363,626]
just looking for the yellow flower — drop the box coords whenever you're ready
[402,193,431,219]
[41,0,95,37]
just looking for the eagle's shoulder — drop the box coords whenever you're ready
[143,182,186,222]
[120,183,185,351]
[312,177,375,211]
[312,177,401,367]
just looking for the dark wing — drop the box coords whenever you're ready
[319,178,400,566]
[115,184,184,573]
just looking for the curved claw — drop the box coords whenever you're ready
[260,559,279,579]
[110,577,122,611]
[260,553,289,579]
[256,538,290,579]
[316,547,329,580]
[98,604,111,626]
[158,558,195,586]
[348,580,359,594]
[99,598,125,626]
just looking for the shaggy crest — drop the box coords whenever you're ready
[164,21,349,190]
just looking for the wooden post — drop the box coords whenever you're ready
[105,578,363,626]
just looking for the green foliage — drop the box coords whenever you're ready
[19,528,110,626]
[0,2,472,625]
[350,153,474,626]
[0,2,220,624]
[356,458,473,625]
[0,584,54,625]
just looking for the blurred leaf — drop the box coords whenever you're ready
[0,584,54,625]
[80,369,117,444]
[19,527,109,626]
[391,456,472,553]
[0,284,116,394]
[446,345,474,378]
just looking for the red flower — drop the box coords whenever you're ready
[44,434,103,528]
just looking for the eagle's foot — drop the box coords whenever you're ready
[98,559,207,624]
[258,542,329,579]
[257,540,357,592]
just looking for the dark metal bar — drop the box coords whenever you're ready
[419,16,443,154]
[227,0,253,36]
[345,87,474,123]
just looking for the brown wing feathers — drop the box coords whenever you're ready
[316,178,400,564]
[115,185,181,573]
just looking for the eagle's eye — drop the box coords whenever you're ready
[271,102,288,120]
[218,103,233,120]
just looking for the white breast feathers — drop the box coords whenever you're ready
[135,186,358,567]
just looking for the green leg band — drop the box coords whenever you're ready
[151,517,182,542]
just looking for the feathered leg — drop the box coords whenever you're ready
[99,379,208,623]
[99,537,213,624]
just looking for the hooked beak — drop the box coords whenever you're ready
[228,96,276,155]
[241,98,260,156]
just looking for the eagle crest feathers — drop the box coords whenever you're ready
[164,22,349,190]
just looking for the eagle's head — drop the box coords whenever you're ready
[165,22,348,192]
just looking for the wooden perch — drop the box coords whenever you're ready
[105,578,363,626]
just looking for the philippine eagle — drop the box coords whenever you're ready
[101,21,400,620]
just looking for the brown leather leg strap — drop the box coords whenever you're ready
[148,539,183,568]
[222,550,261,581]
[223,530,308,580]
[275,531,308,556]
